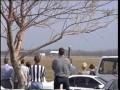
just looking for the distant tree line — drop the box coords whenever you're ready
[1,49,118,56]
[70,49,118,56]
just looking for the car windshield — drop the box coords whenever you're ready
[98,58,118,74]
[95,77,107,85]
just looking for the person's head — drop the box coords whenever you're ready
[89,64,95,69]
[59,47,65,56]
[4,58,9,64]
[34,54,41,64]
[21,59,25,64]
[26,61,31,68]
[81,62,88,70]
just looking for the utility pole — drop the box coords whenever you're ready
[68,46,71,59]
[68,45,73,64]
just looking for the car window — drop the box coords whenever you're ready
[69,77,100,88]
[95,77,107,85]
[86,77,100,88]
[99,58,118,74]
[69,77,76,87]
[69,77,87,87]
[75,77,86,87]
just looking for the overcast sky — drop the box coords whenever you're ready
[1,1,118,51]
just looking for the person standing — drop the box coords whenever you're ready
[89,64,96,75]
[26,61,31,69]
[20,59,29,89]
[52,48,71,90]
[29,55,45,90]
[81,62,90,75]
[1,58,14,89]
[25,61,31,89]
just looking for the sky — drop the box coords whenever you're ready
[1,1,118,51]
[23,20,118,51]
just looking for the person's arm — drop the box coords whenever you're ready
[42,66,45,77]
[11,69,15,82]
[28,66,32,81]
[66,58,72,75]
[27,67,30,83]
[42,66,46,82]
[40,66,46,82]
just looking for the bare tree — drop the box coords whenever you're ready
[1,0,117,88]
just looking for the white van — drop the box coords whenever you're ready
[95,56,118,81]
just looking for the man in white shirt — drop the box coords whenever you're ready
[20,59,29,88]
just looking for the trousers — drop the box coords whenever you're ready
[28,81,43,90]
[1,79,12,89]
[54,76,69,90]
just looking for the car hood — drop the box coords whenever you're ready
[98,74,118,82]
[69,86,98,90]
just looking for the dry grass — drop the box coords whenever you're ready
[24,56,100,81]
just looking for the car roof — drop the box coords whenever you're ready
[69,75,98,78]
[101,56,118,59]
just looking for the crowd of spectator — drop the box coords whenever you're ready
[1,47,96,90]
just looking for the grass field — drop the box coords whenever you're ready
[23,55,100,81]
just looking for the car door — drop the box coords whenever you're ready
[69,77,89,90]
[85,77,101,89]
[69,76,101,90]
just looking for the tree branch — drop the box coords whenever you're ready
[1,10,9,23]
[0,35,7,39]
[19,34,63,59]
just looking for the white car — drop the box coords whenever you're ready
[69,75,107,90]
[1,75,107,90]
[42,75,107,90]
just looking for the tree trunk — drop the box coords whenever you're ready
[7,1,25,87]
[7,22,25,88]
